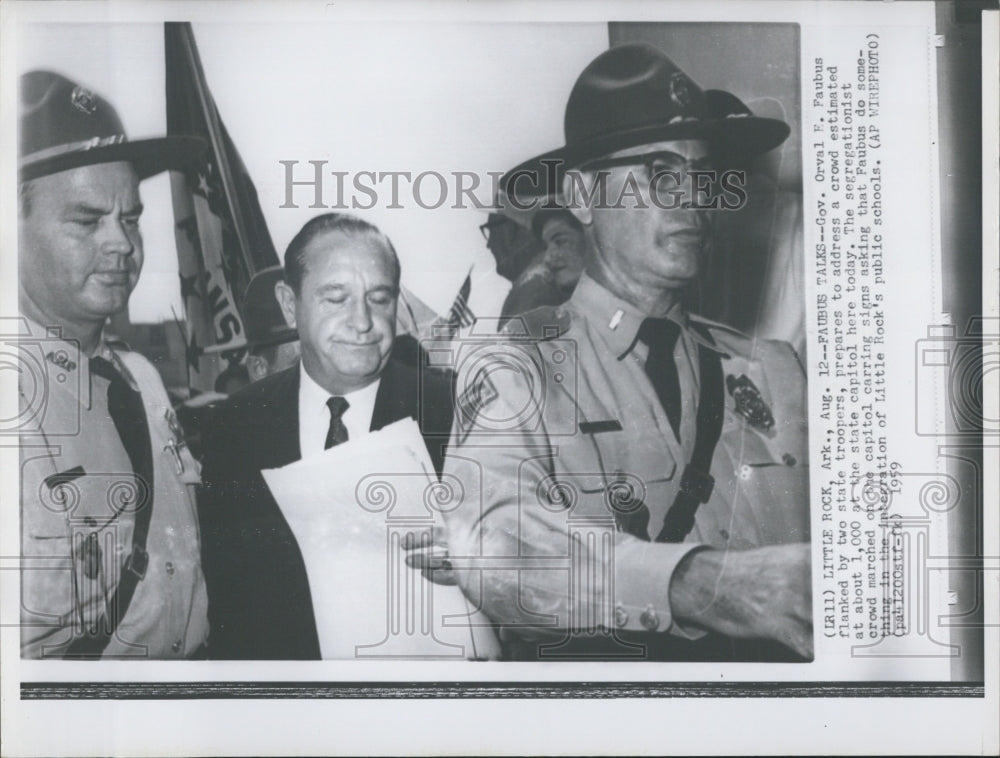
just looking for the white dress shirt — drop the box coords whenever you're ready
[298,363,381,460]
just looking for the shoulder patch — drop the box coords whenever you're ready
[454,371,499,444]
[456,372,497,423]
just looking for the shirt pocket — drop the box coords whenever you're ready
[551,424,679,540]
[22,525,124,632]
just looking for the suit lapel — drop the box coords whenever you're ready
[370,354,454,476]
[370,356,414,432]
[256,363,302,468]
[244,364,320,658]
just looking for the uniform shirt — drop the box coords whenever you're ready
[297,364,381,459]
[18,317,208,659]
[443,273,809,643]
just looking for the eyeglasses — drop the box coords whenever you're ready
[480,220,516,242]
[580,150,714,177]
[480,218,529,244]
[579,150,720,208]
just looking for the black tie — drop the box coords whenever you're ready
[637,318,683,441]
[325,396,350,449]
[89,357,152,498]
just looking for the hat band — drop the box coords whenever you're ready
[20,134,128,167]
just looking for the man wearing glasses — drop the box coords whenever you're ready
[438,44,811,661]
[478,211,544,290]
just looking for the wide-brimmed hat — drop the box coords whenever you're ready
[500,43,790,201]
[19,70,206,182]
[243,266,299,349]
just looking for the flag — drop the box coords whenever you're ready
[165,22,280,391]
[443,271,476,330]
[396,284,441,340]
[413,273,478,376]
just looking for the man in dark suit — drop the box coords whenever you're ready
[198,213,453,659]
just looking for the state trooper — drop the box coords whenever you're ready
[439,44,811,661]
[242,265,300,383]
[17,71,209,658]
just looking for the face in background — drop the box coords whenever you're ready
[482,213,545,282]
[538,215,587,291]
[577,139,710,293]
[246,339,301,383]
[276,231,398,395]
[19,161,144,334]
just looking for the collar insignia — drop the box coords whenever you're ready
[46,350,78,372]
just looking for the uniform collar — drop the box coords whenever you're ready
[569,273,725,359]
[90,337,138,388]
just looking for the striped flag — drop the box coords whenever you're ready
[444,271,476,330]
[396,284,441,340]
[165,22,280,391]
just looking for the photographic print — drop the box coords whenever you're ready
[1,1,995,755]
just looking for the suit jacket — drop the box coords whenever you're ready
[198,352,454,659]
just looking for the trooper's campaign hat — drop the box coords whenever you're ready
[243,266,299,350]
[19,70,206,182]
[500,43,790,200]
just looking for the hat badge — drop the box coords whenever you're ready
[70,86,98,115]
[668,72,694,110]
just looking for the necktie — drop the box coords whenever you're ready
[325,396,350,449]
[89,356,152,498]
[637,317,683,441]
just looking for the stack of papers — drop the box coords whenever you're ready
[262,419,499,660]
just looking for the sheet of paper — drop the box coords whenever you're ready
[262,418,499,660]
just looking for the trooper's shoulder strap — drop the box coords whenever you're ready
[655,334,725,543]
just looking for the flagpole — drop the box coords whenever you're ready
[169,305,195,392]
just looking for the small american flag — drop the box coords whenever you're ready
[444,271,475,329]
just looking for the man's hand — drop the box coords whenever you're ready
[669,543,813,658]
[401,525,458,585]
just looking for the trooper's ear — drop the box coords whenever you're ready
[274,280,296,328]
[563,170,593,226]
[246,353,269,383]
[18,181,35,218]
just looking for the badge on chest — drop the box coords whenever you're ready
[726,373,775,432]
